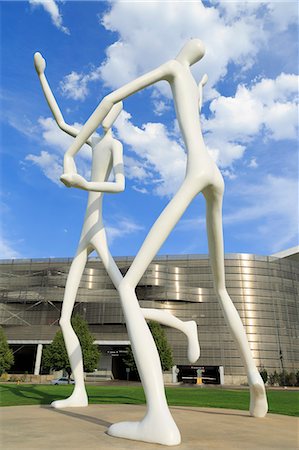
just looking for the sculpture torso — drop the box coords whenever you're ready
[165,59,222,186]
[80,134,113,241]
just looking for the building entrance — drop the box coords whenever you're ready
[10,344,36,374]
[177,365,223,384]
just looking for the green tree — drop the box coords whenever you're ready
[0,326,14,375]
[42,314,100,381]
[123,321,173,375]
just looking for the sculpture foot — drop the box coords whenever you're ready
[248,372,268,417]
[249,383,268,418]
[107,413,181,446]
[186,320,200,363]
[51,389,88,408]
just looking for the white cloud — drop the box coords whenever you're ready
[212,1,298,32]
[57,0,271,103]
[153,99,171,117]
[38,117,73,154]
[105,217,143,244]
[99,0,266,99]
[29,0,69,35]
[202,73,299,166]
[263,1,298,32]
[25,117,93,184]
[123,155,149,181]
[132,186,148,195]
[248,158,258,169]
[6,115,38,139]
[179,174,298,253]
[115,110,186,197]
[26,150,62,185]
[0,236,21,259]
[224,175,298,252]
[60,68,101,101]
[37,117,91,159]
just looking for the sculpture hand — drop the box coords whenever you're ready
[34,52,46,75]
[60,173,88,189]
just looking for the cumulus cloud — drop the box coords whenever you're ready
[179,174,298,253]
[265,1,298,32]
[114,110,186,197]
[26,150,63,186]
[214,0,298,32]
[224,175,298,252]
[105,217,143,244]
[248,158,258,169]
[202,73,299,166]
[0,236,21,259]
[99,1,266,97]
[37,117,91,159]
[60,67,101,101]
[25,117,93,184]
[29,0,69,35]
[61,1,271,103]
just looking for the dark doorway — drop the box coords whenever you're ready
[107,348,129,380]
[111,356,128,380]
[10,344,36,374]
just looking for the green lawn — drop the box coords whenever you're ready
[0,384,298,417]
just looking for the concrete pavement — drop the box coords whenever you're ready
[1,404,298,449]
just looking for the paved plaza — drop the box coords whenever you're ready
[1,404,298,449]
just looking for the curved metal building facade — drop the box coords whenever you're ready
[0,252,298,382]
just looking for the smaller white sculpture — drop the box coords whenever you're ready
[34,53,199,416]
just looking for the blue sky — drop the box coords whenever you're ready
[1,0,298,259]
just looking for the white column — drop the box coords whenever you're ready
[172,365,178,383]
[34,343,43,375]
[219,366,225,385]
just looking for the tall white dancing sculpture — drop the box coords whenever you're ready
[34,53,199,418]
[57,39,268,445]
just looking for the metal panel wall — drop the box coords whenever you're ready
[0,254,298,376]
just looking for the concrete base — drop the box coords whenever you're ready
[1,404,297,449]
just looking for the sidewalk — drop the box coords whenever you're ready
[1,404,298,449]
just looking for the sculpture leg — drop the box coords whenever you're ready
[90,231,123,289]
[90,233,180,445]
[142,308,200,363]
[204,185,268,418]
[91,230,199,364]
[51,246,90,408]
[109,283,181,446]
[108,181,201,445]
[94,230,179,441]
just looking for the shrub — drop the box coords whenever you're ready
[288,372,297,387]
[268,370,299,387]
[268,370,280,386]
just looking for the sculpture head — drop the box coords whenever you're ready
[34,52,46,75]
[102,101,123,131]
[175,39,205,66]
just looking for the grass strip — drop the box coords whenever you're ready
[0,384,298,417]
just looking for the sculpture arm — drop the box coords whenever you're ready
[61,140,125,193]
[198,73,208,111]
[60,176,125,193]
[63,62,172,172]
[34,52,92,146]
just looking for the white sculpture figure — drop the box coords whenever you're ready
[59,39,268,445]
[34,53,199,413]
